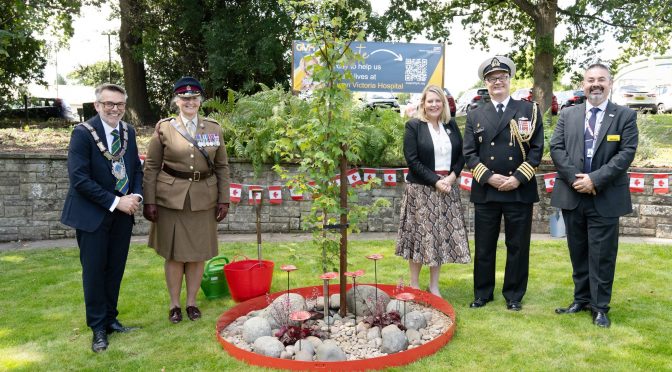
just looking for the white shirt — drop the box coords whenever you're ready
[585,100,609,138]
[101,118,142,211]
[491,96,511,112]
[428,123,452,172]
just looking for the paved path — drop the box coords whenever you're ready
[1,232,670,252]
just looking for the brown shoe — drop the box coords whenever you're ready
[186,306,201,321]
[169,307,182,324]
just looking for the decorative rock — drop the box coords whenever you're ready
[316,343,347,361]
[402,310,427,331]
[423,311,433,323]
[386,299,408,317]
[295,349,314,361]
[262,293,307,328]
[329,294,340,309]
[252,336,285,358]
[285,345,295,355]
[294,339,315,355]
[306,336,323,349]
[315,296,325,310]
[367,326,381,340]
[380,324,408,354]
[280,351,292,359]
[345,285,391,316]
[356,322,370,333]
[406,328,421,344]
[242,317,271,343]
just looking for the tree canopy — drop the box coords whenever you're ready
[0,0,93,102]
[384,0,672,113]
[67,61,124,86]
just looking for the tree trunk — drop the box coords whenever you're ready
[531,0,557,116]
[119,0,156,127]
[338,150,348,317]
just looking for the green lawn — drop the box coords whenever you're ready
[1,239,671,371]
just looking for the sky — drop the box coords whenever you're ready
[46,2,623,99]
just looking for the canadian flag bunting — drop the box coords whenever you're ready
[347,169,364,187]
[229,183,242,203]
[289,186,304,201]
[403,168,409,182]
[653,174,669,194]
[459,171,473,191]
[629,173,645,193]
[362,168,377,183]
[544,173,557,193]
[332,174,341,186]
[268,186,282,204]
[248,185,263,205]
[384,170,397,186]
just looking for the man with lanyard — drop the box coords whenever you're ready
[61,83,143,352]
[463,56,544,311]
[550,63,638,328]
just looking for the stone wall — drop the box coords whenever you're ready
[0,153,671,242]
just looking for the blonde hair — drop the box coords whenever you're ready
[415,85,451,123]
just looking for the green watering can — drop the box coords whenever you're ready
[201,255,230,299]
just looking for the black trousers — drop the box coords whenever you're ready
[562,195,619,313]
[76,210,133,331]
[473,202,533,302]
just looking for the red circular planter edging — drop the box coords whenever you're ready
[216,284,456,371]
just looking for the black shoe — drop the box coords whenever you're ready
[470,298,492,308]
[555,302,590,314]
[106,320,140,334]
[592,310,611,328]
[506,301,522,311]
[92,330,108,353]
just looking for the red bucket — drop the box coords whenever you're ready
[224,257,275,302]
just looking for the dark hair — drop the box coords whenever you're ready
[95,83,127,101]
[585,63,612,80]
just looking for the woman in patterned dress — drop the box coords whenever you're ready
[395,85,471,298]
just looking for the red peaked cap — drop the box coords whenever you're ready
[173,76,204,97]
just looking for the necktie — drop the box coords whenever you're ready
[583,107,601,173]
[188,120,196,137]
[111,129,129,194]
[496,103,504,118]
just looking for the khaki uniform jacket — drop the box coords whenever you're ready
[143,116,230,211]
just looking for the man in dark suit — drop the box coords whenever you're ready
[550,63,638,328]
[463,56,544,311]
[61,83,143,352]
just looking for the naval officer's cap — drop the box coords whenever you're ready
[478,56,516,80]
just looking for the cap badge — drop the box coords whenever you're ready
[186,85,192,91]
[491,58,501,68]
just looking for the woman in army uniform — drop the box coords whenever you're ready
[143,77,230,323]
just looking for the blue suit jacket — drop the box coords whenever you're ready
[61,115,143,232]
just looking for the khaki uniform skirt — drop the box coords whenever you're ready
[396,183,471,266]
[149,192,218,262]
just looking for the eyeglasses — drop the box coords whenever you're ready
[485,75,510,83]
[98,101,126,109]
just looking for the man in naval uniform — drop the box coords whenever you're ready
[61,83,143,352]
[463,56,544,311]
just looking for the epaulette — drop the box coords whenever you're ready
[155,117,175,134]
[202,117,220,126]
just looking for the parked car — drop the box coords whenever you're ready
[611,85,657,114]
[511,88,558,115]
[560,90,586,110]
[458,88,490,113]
[442,88,457,117]
[656,85,672,114]
[361,92,400,112]
[0,97,77,121]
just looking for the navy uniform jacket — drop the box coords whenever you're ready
[404,118,465,186]
[61,114,143,232]
[550,102,637,217]
[463,99,544,204]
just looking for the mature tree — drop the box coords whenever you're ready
[119,0,156,126]
[0,0,87,102]
[384,0,672,114]
[67,61,124,86]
